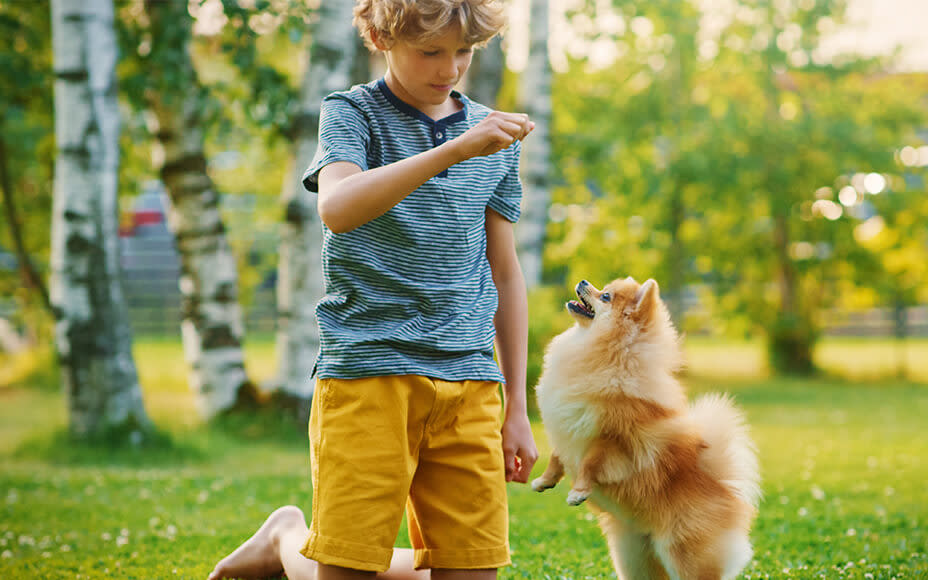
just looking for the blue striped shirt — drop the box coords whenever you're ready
[303,78,523,382]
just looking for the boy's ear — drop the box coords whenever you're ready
[370,29,388,51]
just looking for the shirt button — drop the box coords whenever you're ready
[435,132,443,139]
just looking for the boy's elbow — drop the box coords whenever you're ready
[317,196,352,233]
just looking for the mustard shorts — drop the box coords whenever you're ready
[301,375,510,572]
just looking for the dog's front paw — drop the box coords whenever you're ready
[566,488,590,506]
[531,477,556,492]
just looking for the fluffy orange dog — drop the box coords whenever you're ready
[532,277,761,580]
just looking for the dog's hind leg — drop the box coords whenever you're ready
[654,528,752,580]
[595,510,669,580]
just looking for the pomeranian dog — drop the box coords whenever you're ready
[532,277,761,580]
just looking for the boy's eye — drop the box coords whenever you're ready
[601,292,611,303]
[422,50,440,57]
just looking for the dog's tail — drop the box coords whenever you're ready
[689,393,761,509]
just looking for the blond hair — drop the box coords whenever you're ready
[353,0,507,51]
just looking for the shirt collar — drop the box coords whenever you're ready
[377,77,467,126]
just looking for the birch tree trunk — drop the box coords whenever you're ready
[467,36,504,108]
[273,0,358,399]
[516,0,552,288]
[144,0,254,417]
[50,0,150,440]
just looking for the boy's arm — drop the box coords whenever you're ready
[486,208,538,483]
[318,112,534,233]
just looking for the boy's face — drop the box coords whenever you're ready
[380,24,474,115]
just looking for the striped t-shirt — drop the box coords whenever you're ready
[302,78,523,382]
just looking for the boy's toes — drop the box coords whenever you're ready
[566,489,589,506]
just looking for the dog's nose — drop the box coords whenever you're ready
[578,280,589,288]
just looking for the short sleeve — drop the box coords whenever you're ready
[302,95,371,193]
[486,141,523,223]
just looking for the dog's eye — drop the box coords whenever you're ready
[601,292,611,303]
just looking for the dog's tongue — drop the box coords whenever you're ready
[568,300,594,318]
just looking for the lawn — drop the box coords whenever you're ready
[1,338,926,579]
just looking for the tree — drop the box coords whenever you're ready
[273,0,358,400]
[516,0,553,288]
[544,0,927,374]
[49,0,150,440]
[140,0,256,417]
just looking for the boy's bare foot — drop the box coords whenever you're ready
[208,505,307,580]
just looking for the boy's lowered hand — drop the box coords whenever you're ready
[502,411,538,483]
[452,111,535,161]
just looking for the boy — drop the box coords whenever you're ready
[209,0,537,578]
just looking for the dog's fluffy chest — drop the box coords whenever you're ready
[537,385,601,473]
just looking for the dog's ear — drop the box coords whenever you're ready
[633,279,660,318]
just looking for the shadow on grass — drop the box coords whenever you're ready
[13,424,208,467]
[207,401,308,449]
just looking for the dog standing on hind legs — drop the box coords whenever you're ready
[532,277,761,580]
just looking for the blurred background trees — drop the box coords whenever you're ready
[1,0,927,431]
[544,0,928,376]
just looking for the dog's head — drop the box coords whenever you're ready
[567,277,661,328]
[565,277,680,362]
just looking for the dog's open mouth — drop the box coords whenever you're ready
[567,294,595,319]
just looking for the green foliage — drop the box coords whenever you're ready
[545,0,928,374]
[0,0,54,325]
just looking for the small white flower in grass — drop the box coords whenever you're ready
[149,517,160,527]
[847,529,857,537]
[197,490,209,504]
[116,536,129,547]
[798,507,808,517]
[18,535,34,546]
[864,574,873,579]
[139,488,151,500]
[60,544,71,552]
[866,456,878,469]
[884,486,895,496]
[1,550,13,559]
[6,490,18,504]
[779,496,789,504]
[811,485,825,500]
[101,532,112,541]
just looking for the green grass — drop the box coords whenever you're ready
[1,338,926,578]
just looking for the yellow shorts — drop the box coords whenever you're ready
[301,375,510,572]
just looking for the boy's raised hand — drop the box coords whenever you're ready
[452,111,535,160]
